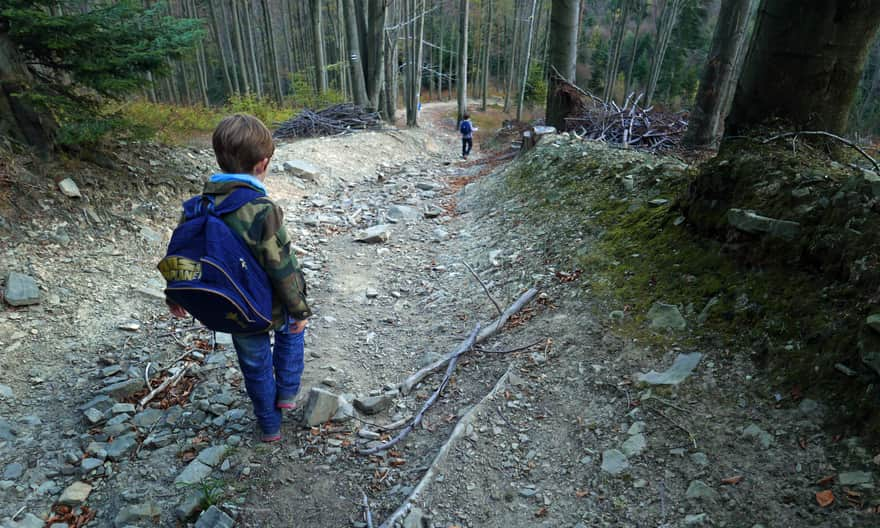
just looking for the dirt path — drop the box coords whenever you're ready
[1,103,877,528]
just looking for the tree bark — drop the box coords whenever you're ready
[242,1,263,98]
[545,0,580,130]
[516,0,538,120]
[727,0,880,135]
[343,0,370,106]
[366,0,387,112]
[384,1,400,121]
[684,0,751,147]
[481,0,493,111]
[504,0,521,113]
[457,0,469,122]
[645,0,684,106]
[231,0,251,94]
[260,0,284,102]
[624,0,645,97]
[604,0,631,102]
[309,0,328,94]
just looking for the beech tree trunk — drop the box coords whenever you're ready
[457,0,469,122]
[366,0,387,112]
[645,0,683,106]
[343,0,370,107]
[503,0,521,113]
[726,0,880,135]
[231,0,251,94]
[604,0,631,102]
[545,0,580,130]
[516,0,537,121]
[685,0,751,147]
[481,0,493,111]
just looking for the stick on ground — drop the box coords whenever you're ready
[378,366,514,528]
[139,365,188,409]
[462,260,503,317]
[359,325,481,455]
[399,288,538,395]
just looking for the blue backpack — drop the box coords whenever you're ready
[158,188,274,334]
[460,120,472,135]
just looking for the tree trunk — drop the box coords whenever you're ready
[457,0,469,122]
[438,13,445,100]
[243,1,263,98]
[209,0,235,96]
[504,0,521,113]
[311,0,328,94]
[383,4,400,122]
[726,0,880,135]
[366,0,387,112]
[624,0,645,97]
[481,0,493,111]
[343,0,370,106]
[545,0,580,130]
[260,0,284,103]
[645,0,684,106]
[684,0,751,147]
[231,0,251,94]
[0,29,56,155]
[516,0,538,121]
[604,0,632,102]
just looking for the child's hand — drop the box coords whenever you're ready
[290,319,308,334]
[168,303,188,318]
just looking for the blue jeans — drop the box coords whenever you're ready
[232,322,304,435]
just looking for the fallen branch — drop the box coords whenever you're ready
[362,491,374,528]
[359,325,480,455]
[644,403,697,449]
[762,130,880,173]
[476,337,545,355]
[378,366,513,528]
[462,261,503,317]
[399,288,537,395]
[139,365,188,409]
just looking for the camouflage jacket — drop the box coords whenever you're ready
[190,179,311,327]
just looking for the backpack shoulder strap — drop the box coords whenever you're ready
[212,187,266,216]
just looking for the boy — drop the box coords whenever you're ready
[459,113,477,159]
[167,114,311,443]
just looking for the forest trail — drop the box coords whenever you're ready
[0,103,877,528]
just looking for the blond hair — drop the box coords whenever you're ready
[212,114,275,174]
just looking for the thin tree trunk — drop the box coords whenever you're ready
[243,1,263,98]
[209,0,235,96]
[624,0,645,97]
[231,0,251,94]
[481,0,493,110]
[545,0,580,130]
[343,0,370,106]
[645,0,683,106]
[604,0,632,102]
[438,12,445,100]
[259,0,283,102]
[384,1,400,121]
[366,0,387,112]
[504,0,522,113]
[516,0,537,120]
[457,0,469,122]
[684,0,751,147]
[311,0,329,94]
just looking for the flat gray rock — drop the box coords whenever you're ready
[5,272,40,306]
[100,378,145,399]
[114,502,160,528]
[283,160,321,182]
[194,505,234,528]
[197,445,229,467]
[8,513,44,528]
[387,205,421,223]
[685,480,719,501]
[727,208,801,241]
[58,178,82,198]
[3,462,24,480]
[621,433,647,457]
[353,394,392,415]
[0,384,13,399]
[106,433,138,460]
[174,459,213,485]
[638,352,702,386]
[58,481,92,506]
[742,424,774,449]
[601,449,629,475]
[838,471,873,486]
[355,224,391,243]
[647,302,686,331]
[303,387,340,426]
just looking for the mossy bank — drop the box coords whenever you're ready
[491,134,880,443]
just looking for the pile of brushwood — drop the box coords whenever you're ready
[274,103,382,139]
[561,83,688,152]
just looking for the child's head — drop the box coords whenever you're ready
[463,113,470,120]
[212,114,275,177]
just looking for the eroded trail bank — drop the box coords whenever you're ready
[1,105,877,528]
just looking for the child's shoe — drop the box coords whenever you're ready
[261,430,282,443]
[276,396,297,410]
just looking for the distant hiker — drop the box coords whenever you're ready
[159,114,311,443]
[459,113,477,159]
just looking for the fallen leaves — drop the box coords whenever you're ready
[46,504,96,528]
[816,489,834,508]
[720,475,743,485]
[575,489,589,498]
[816,475,834,487]
[534,506,548,517]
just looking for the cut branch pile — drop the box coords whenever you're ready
[273,103,382,139]
[563,88,688,152]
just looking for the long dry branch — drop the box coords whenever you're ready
[138,365,188,409]
[762,130,880,172]
[378,366,514,528]
[399,288,538,395]
[358,325,481,456]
